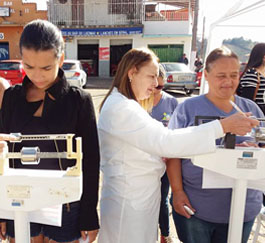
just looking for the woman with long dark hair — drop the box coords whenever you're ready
[238,43,265,114]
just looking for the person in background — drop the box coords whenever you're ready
[167,47,264,243]
[151,64,178,243]
[0,19,100,243]
[179,53,189,65]
[238,43,265,114]
[194,57,203,72]
[97,47,259,243]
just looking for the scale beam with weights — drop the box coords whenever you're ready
[188,116,265,243]
[0,133,83,243]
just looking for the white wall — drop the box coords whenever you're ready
[84,0,129,25]
[110,39,133,45]
[143,21,191,35]
[65,39,77,59]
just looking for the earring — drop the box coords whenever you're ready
[129,79,132,83]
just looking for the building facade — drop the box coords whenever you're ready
[0,0,47,60]
[48,0,195,77]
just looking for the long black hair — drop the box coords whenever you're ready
[240,43,265,80]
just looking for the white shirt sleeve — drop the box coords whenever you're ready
[200,119,225,139]
[98,94,222,158]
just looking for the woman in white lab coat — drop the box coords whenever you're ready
[97,48,258,243]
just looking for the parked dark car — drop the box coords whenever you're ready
[161,62,197,95]
[0,60,25,85]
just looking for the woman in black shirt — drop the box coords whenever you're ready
[0,20,100,243]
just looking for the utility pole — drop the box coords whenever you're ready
[200,16,205,61]
[190,0,199,70]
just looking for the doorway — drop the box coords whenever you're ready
[78,44,99,76]
[110,40,132,76]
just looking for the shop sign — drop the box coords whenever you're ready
[62,27,143,37]
[99,47,110,61]
[0,7,9,17]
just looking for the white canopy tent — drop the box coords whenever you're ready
[200,0,265,94]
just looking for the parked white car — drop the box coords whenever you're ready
[62,60,87,88]
[161,62,197,95]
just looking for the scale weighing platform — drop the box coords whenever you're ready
[0,133,83,243]
[191,145,265,243]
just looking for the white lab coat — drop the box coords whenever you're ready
[97,88,223,243]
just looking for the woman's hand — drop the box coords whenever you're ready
[172,190,195,219]
[0,222,6,240]
[236,141,259,147]
[0,141,7,153]
[0,133,17,141]
[220,113,259,136]
[0,134,18,152]
[80,229,99,243]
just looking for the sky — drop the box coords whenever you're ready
[199,0,265,42]
[22,0,48,10]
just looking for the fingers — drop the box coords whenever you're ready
[87,229,99,243]
[0,134,18,153]
[238,114,259,128]
[81,231,88,240]
[185,202,196,212]
[0,141,7,153]
[0,141,6,148]
[180,205,192,219]
[244,112,252,117]
[0,134,17,141]
[221,113,259,135]
[172,191,195,219]
[80,230,99,243]
[0,222,6,240]
[236,141,258,147]
[249,117,259,127]
[173,202,193,219]
[238,117,258,136]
